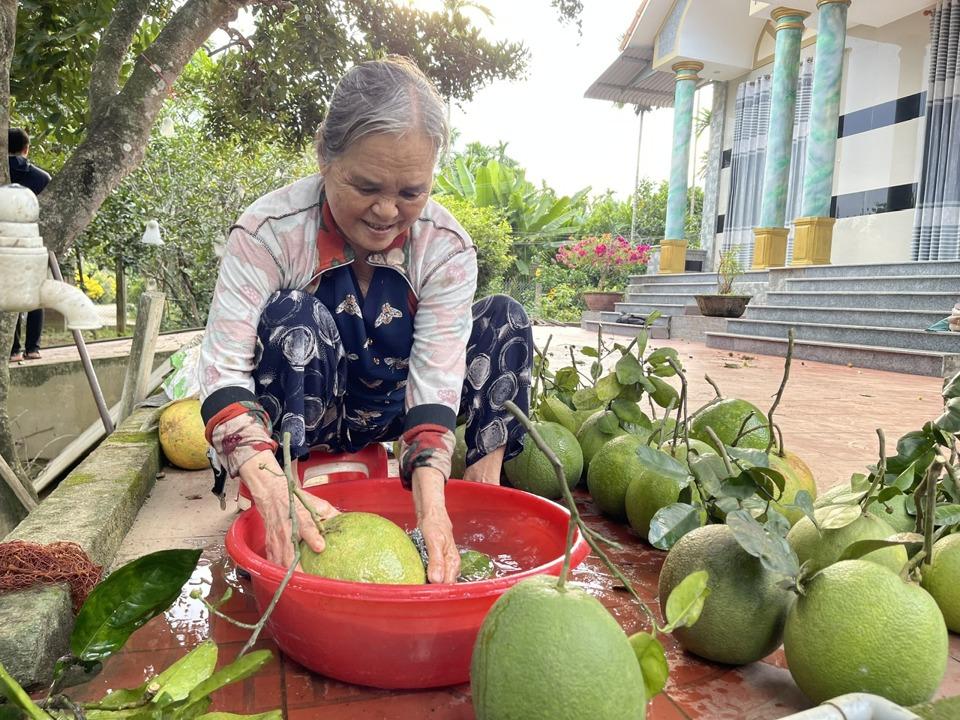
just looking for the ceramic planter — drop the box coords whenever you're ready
[582,291,623,312]
[694,294,751,318]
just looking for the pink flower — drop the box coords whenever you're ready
[595,244,607,256]
[577,248,587,257]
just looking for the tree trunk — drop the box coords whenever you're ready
[39,0,246,258]
[0,0,27,534]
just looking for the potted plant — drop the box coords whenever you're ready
[694,246,751,318]
[554,234,652,312]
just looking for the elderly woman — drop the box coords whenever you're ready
[198,56,533,584]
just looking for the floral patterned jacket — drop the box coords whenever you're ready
[198,174,478,487]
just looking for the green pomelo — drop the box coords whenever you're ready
[576,410,627,472]
[784,560,947,706]
[504,421,583,499]
[539,396,578,434]
[459,549,495,583]
[659,439,715,466]
[624,453,705,541]
[451,424,468,479]
[658,524,792,665]
[921,534,960,633]
[768,451,818,526]
[787,509,908,575]
[689,398,771,451]
[587,434,649,520]
[471,575,646,720]
[300,512,426,584]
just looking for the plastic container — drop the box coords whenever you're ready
[225,478,589,689]
[238,443,389,501]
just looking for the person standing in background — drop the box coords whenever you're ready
[8,128,51,362]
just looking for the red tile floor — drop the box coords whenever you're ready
[63,334,960,718]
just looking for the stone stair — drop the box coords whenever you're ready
[581,270,770,339]
[706,260,960,377]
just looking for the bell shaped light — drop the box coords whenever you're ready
[141,219,164,246]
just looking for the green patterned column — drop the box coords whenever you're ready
[753,7,809,268]
[793,0,850,266]
[800,0,850,219]
[660,61,702,274]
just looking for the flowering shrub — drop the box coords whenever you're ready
[555,234,652,291]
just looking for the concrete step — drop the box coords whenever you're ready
[765,290,955,311]
[582,317,670,339]
[785,274,960,293]
[745,305,946,329]
[624,293,704,306]
[628,270,770,284]
[771,260,960,279]
[724,318,960,353]
[611,302,686,317]
[599,311,670,327]
[705,331,948,377]
[626,280,720,294]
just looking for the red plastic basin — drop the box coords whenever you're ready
[225,478,589,689]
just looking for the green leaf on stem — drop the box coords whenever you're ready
[634,330,649,357]
[876,486,904,504]
[597,411,621,435]
[0,663,49,720]
[644,312,662,328]
[71,549,202,664]
[646,347,679,367]
[942,371,960,400]
[838,534,924,562]
[596,374,622,402]
[790,490,817,527]
[818,504,863,530]
[572,387,601,410]
[611,398,649,425]
[628,632,668,700]
[554,367,579,393]
[663,570,710,632]
[591,361,603,381]
[934,504,960,527]
[689,454,728,497]
[724,446,769,468]
[850,472,871,491]
[184,651,274,710]
[580,346,599,358]
[648,503,702,550]
[726,510,800,579]
[615,353,645,385]
[635,445,691,485]
[891,462,916,491]
[936,397,960,433]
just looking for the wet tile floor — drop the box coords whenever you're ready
[63,488,960,719]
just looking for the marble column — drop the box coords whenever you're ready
[792,0,851,266]
[753,7,809,269]
[660,61,703,274]
[699,80,728,273]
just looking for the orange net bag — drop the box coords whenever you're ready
[0,540,103,613]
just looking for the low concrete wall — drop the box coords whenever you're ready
[671,314,729,343]
[9,351,172,461]
[0,408,160,688]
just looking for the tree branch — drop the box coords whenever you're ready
[88,0,152,117]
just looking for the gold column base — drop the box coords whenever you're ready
[751,227,789,269]
[791,216,835,266]
[658,239,688,274]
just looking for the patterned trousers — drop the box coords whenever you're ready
[254,292,533,468]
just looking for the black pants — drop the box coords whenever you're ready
[11,310,43,355]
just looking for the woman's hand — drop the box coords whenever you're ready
[239,450,339,567]
[412,467,460,583]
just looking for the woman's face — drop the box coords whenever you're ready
[322,131,436,256]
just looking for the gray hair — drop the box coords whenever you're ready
[316,56,449,168]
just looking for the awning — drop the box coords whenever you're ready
[583,46,676,111]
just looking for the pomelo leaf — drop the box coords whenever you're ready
[850,472,870,491]
[651,364,678,378]
[876,486,904,503]
[580,346,598,358]
[553,367,579,393]
[891,462,916,491]
[819,489,866,506]
[743,467,785,502]
[615,353,645,385]
[764,509,791,536]
[662,569,710,632]
[645,311,661,327]
[648,503,702,551]
[541,396,577,434]
[611,398,648,425]
[634,329,649,357]
[790,490,817,527]
[943,370,960,399]
[818,504,863,530]
[628,632,668,699]
[894,430,936,466]
[634,445,691,485]
[590,361,603,381]
[936,397,960,433]
[646,347,679,367]
[71,549,202,664]
[597,411,621,435]
[838,533,924,562]
[572,387,600,410]
[943,467,960,503]
[718,473,761,500]
[934,503,960,527]
[725,446,768,468]
[689,454,728,496]
[726,510,800,579]
[0,662,47,720]
[185,650,273,707]
[596,374,622,402]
